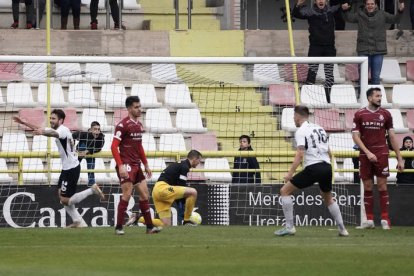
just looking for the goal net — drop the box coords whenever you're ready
[0,56,368,228]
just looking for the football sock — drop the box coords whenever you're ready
[328,201,345,230]
[364,190,374,220]
[64,204,82,222]
[139,200,154,229]
[281,196,294,229]
[184,195,196,221]
[116,199,128,228]
[379,190,389,220]
[68,188,94,205]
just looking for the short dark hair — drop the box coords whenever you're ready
[366,87,381,99]
[125,96,140,108]
[187,150,202,160]
[90,121,100,128]
[239,135,251,144]
[51,109,66,122]
[294,105,310,117]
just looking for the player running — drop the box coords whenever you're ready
[274,105,348,237]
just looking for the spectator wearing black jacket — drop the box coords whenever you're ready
[232,135,261,184]
[292,0,340,103]
[397,136,414,184]
[72,121,105,186]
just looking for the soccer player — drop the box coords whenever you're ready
[111,96,160,235]
[352,87,404,229]
[274,105,348,237]
[152,150,202,226]
[13,109,105,228]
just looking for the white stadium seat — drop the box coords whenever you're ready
[392,85,414,108]
[151,63,180,83]
[159,133,186,152]
[23,63,48,82]
[328,133,355,152]
[175,109,207,133]
[141,158,166,182]
[380,59,406,84]
[82,108,113,132]
[37,83,68,107]
[342,158,355,183]
[330,84,360,108]
[300,85,331,108]
[142,133,157,152]
[281,108,297,132]
[253,64,282,84]
[22,158,47,184]
[85,63,116,83]
[164,84,197,108]
[100,84,127,108]
[7,83,36,107]
[360,85,392,109]
[0,158,13,183]
[68,83,99,107]
[123,0,141,9]
[0,87,6,106]
[32,136,59,152]
[80,158,111,184]
[1,132,30,152]
[387,109,409,134]
[55,63,83,83]
[204,158,232,182]
[130,84,162,108]
[145,108,176,133]
[316,64,345,84]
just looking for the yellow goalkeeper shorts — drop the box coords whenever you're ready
[152,181,186,218]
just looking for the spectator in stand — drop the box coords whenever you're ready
[72,121,105,187]
[331,0,346,30]
[292,0,341,103]
[342,0,405,85]
[60,0,81,29]
[232,135,261,184]
[397,136,414,184]
[11,0,34,29]
[89,0,126,30]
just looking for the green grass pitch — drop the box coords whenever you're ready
[0,226,413,276]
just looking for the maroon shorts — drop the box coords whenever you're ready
[359,153,389,180]
[115,164,146,185]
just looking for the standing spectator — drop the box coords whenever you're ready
[232,135,261,184]
[11,0,34,29]
[89,0,126,30]
[352,87,404,229]
[342,0,405,85]
[60,0,81,29]
[396,136,414,184]
[292,0,340,103]
[331,0,346,30]
[72,121,105,187]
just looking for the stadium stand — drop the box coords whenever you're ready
[175,109,207,133]
[204,158,232,182]
[387,109,409,133]
[55,63,83,83]
[330,84,360,108]
[80,158,112,184]
[406,110,414,131]
[145,108,177,133]
[164,84,197,108]
[130,84,162,108]
[345,63,359,82]
[18,109,45,131]
[159,133,186,152]
[81,108,113,132]
[361,85,392,108]
[0,88,5,106]
[283,64,308,82]
[392,85,414,108]
[0,63,21,81]
[313,109,344,132]
[328,133,355,152]
[151,63,179,83]
[113,109,128,125]
[300,85,331,108]
[1,132,30,152]
[268,84,296,106]
[316,64,345,84]
[344,109,358,130]
[281,107,297,132]
[7,83,36,107]
[0,158,13,183]
[380,59,406,84]
[100,84,127,108]
[253,64,281,84]
[85,63,116,83]
[342,158,355,183]
[22,158,47,184]
[62,108,80,130]
[141,158,166,182]
[142,133,157,151]
[406,60,414,82]
[191,133,218,151]
[68,83,99,107]
[32,135,59,152]
[37,83,68,107]
[23,63,47,82]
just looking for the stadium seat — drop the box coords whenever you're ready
[333,160,344,182]
[387,109,409,133]
[0,0,11,8]
[406,60,414,82]
[50,158,62,183]
[151,63,180,83]
[62,108,79,130]
[330,84,360,108]
[300,85,331,108]
[18,108,45,131]
[191,133,218,151]
[342,158,355,183]
[130,84,162,108]
[388,158,398,182]
[109,159,118,182]
[55,63,83,83]
[253,64,282,84]
[68,83,98,107]
[141,158,166,182]
[406,110,414,130]
[159,133,186,152]
[123,0,141,9]
[344,109,358,130]
[113,108,128,125]
[283,64,308,82]
[81,0,104,8]
[7,83,36,107]
[380,59,406,84]
[203,158,232,182]
[100,133,113,152]
[100,84,127,108]
[0,88,6,106]
[22,158,47,184]
[0,158,13,183]
[0,63,21,81]
[85,63,116,83]
[82,108,113,132]
[37,83,68,107]
[392,133,411,148]
[1,133,30,152]
[268,84,296,106]
[313,109,344,132]
[23,63,48,82]
[345,63,359,82]
[142,133,157,152]
[32,135,59,152]
[176,109,207,133]
[328,133,355,152]
[392,85,414,108]
[281,107,297,132]
[80,158,111,184]
[145,108,176,133]
[360,85,392,109]
[316,64,345,84]
[164,84,197,108]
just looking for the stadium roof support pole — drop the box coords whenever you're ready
[284,0,300,105]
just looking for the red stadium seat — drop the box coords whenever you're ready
[18,108,45,131]
[268,84,296,106]
[313,109,344,132]
[191,133,218,151]
[406,110,414,131]
[0,63,21,81]
[344,109,358,130]
[345,64,359,82]
[113,108,128,126]
[63,108,79,131]
[283,64,308,82]
[406,60,414,82]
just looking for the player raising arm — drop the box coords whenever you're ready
[274,105,348,237]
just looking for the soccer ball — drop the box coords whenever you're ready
[189,211,202,225]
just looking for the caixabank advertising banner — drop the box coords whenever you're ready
[1,184,413,228]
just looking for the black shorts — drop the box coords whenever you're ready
[290,162,332,193]
[58,165,81,198]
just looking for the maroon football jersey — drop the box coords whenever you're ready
[113,116,145,165]
[352,107,393,154]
